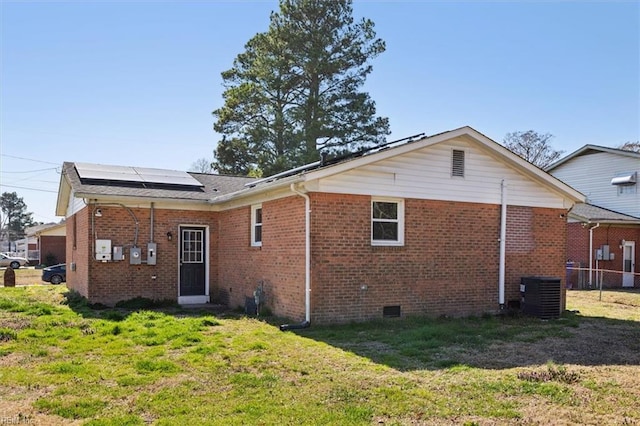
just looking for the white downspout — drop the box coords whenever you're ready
[290,183,311,323]
[588,223,600,288]
[499,179,507,309]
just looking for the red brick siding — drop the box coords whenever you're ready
[40,235,66,265]
[65,193,573,321]
[66,208,90,298]
[309,193,568,324]
[67,205,218,305]
[505,205,568,310]
[217,197,306,319]
[567,223,640,287]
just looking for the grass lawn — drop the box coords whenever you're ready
[5,267,44,286]
[0,286,638,425]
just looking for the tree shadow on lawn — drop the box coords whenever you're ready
[292,312,640,371]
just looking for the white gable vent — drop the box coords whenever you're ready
[611,172,637,186]
[452,149,465,177]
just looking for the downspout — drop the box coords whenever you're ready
[498,179,507,309]
[280,183,311,330]
[588,223,600,288]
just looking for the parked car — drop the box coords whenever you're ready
[42,264,66,284]
[0,253,29,269]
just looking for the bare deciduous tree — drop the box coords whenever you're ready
[503,130,564,169]
[189,158,214,174]
[618,141,640,153]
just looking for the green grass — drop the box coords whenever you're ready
[0,285,638,425]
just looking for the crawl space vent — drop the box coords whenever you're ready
[383,305,401,318]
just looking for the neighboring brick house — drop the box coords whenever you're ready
[55,126,584,324]
[26,222,67,265]
[547,145,640,288]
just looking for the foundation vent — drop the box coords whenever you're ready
[383,305,401,318]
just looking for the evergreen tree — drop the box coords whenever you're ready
[0,192,35,250]
[213,0,389,176]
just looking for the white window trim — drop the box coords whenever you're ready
[371,197,404,246]
[251,204,263,247]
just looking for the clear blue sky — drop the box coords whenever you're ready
[1,0,638,223]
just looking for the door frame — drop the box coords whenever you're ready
[177,224,210,304]
[622,240,635,288]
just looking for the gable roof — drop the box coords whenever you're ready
[569,203,640,224]
[546,144,640,171]
[213,126,586,205]
[56,161,255,215]
[56,126,587,216]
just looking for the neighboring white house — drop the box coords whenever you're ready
[547,145,639,218]
[547,145,640,288]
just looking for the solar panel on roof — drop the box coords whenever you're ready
[75,163,145,182]
[75,162,203,187]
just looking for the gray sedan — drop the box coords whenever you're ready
[0,253,29,269]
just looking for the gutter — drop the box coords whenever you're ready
[280,183,311,330]
[211,175,304,205]
[498,179,507,309]
[588,222,600,288]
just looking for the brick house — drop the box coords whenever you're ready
[26,222,67,266]
[55,126,584,324]
[547,145,640,288]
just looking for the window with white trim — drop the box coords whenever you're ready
[371,198,404,246]
[251,204,263,247]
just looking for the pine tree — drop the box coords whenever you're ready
[213,0,389,176]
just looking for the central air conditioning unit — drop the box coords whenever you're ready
[520,276,562,319]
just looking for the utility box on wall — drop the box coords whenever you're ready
[130,247,142,265]
[95,239,112,261]
[129,247,142,265]
[113,246,124,261]
[147,243,157,265]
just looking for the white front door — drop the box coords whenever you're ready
[622,241,635,288]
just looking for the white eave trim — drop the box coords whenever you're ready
[210,174,303,204]
[73,192,212,205]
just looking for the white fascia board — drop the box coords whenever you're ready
[74,193,213,210]
[55,174,72,217]
[210,174,303,206]
[213,186,297,211]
